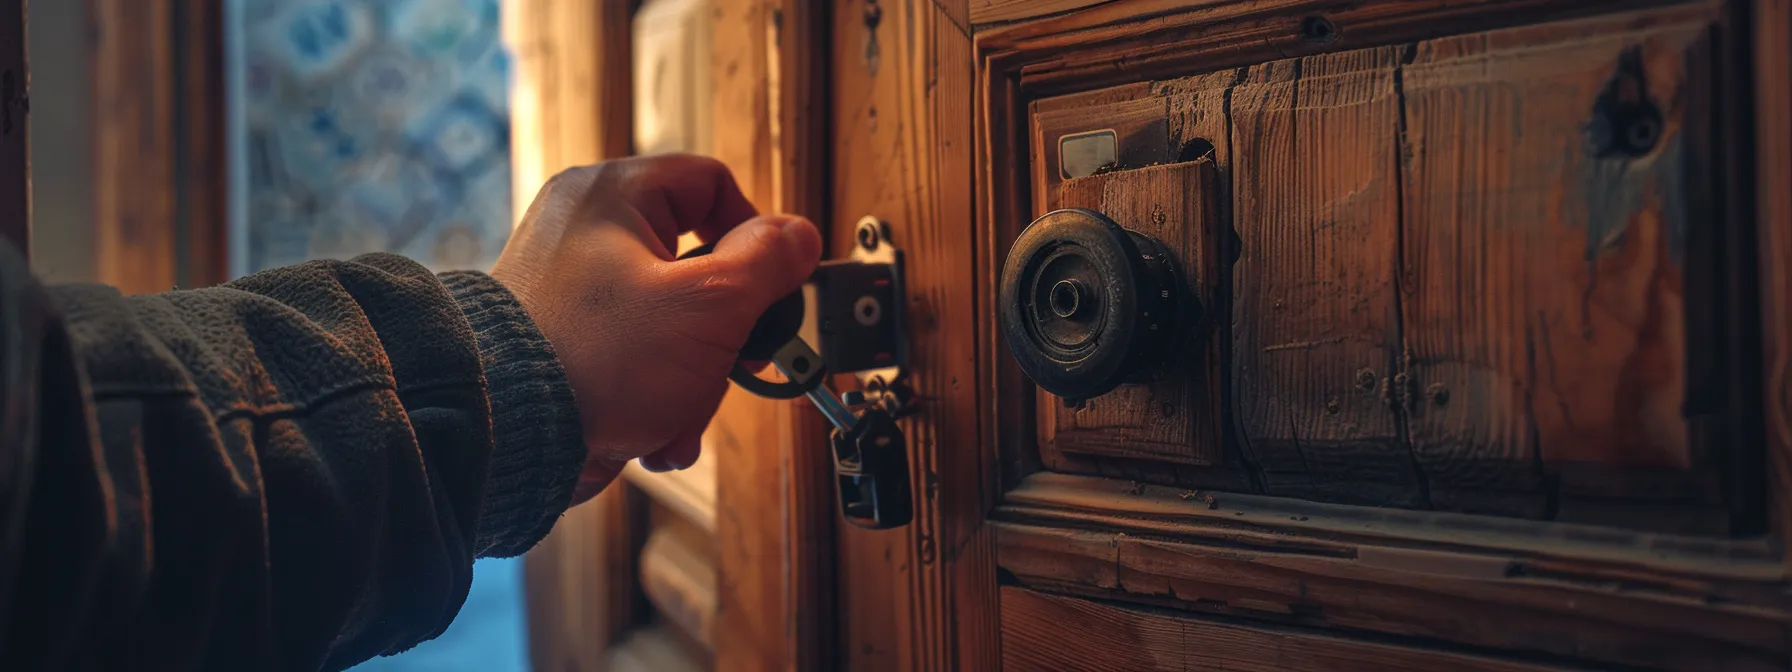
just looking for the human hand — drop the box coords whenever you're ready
[490,155,822,506]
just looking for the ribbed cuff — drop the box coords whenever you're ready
[439,271,585,558]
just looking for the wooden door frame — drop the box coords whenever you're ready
[90,0,227,293]
[835,0,1792,669]
[829,1,998,670]
[707,1,838,671]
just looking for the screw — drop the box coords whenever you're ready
[1324,397,1341,415]
[1428,383,1450,406]
[857,224,879,251]
[1160,402,1175,418]
[1626,115,1661,153]
[1355,368,1377,391]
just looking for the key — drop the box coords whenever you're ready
[678,241,912,529]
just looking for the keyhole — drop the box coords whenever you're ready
[1049,279,1084,318]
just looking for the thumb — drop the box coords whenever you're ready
[691,214,824,312]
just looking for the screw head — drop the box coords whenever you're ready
[1428,383,1450,406]
[1355,368,1377,391]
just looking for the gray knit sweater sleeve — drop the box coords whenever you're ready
[0,244,586,672]
[439,270,586,558]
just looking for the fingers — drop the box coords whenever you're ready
[639,426,704,473]
[679,214,823,314]
[612,154,760,253]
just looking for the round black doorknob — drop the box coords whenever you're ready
[998,209,1185,401]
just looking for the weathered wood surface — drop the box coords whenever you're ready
[995,519,1789,671]
[1400,5,1729,525]
[92,0,178,294]
[1230,45,1422,507]
[505,0,632,205]
[832,0,1000,670]
[1755,0,1792,568]
[993,2,1745,534]
[968,0,1113,27]
[999,586,1580,672]
[974,0,1691,96]
[707,2,836,671]
[0,0,25,253]
[1044,161,1223,466]
[525,484,646,672]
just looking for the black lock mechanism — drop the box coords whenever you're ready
[680,217,914,530]
[998,208,1191,403]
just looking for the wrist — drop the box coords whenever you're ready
[440,270,587,557]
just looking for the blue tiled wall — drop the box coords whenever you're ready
[236,0,513,274]
[228,1,529,670]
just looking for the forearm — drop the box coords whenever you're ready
[0,246,584,671]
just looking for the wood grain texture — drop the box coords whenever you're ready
[994,521,1789,670]
[707,2,836,671]
[85,0,227,290]
[525,483,648,672]
[504,0,632,208]
[1042,161,1223,466]
[175,0,227,288]
[997,471,1783,581]
[1400,5,1729,524]
[968,0,1113,27]
[0,0,25,253]
[1230,46,1421,507]
[975,0,1690,97]
[509,2,638,669]
[999,586,1576,672]
[833,0,999,670]
[91,0,176,294]
[1756,0,1792,568]
[639,507,718,650]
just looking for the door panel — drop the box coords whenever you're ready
[1040,161,1224,466]
[1400,7,1730,528]
[998,587,1569,672]
[1013,2,1747,534]
[1228,46,1419,507]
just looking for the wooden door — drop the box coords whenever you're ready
[829,0,1792,670]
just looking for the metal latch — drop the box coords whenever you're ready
[689,217,915,530]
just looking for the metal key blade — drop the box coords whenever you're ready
[768,338,858,432]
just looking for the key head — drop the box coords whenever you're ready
[678,242,806,361]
